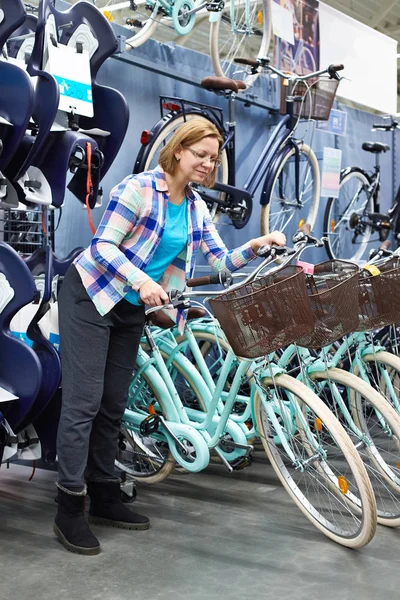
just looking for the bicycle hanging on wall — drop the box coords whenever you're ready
[323,116,400,262]
[134,58,342,238]
[105,0,273,89]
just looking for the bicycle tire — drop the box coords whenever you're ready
[353,350,400,416]
[253,373,376,547]
[260,142,320,237]
[138,111,230,224]
[311,367,400,526]
[124,5,162,49]
[323,167,374,261]
[209,0,272,89]
[117,370,175,484]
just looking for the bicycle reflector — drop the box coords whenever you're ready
[314,418,323,432]
[162,102,182,112]
[140,130,152,145]
[257,10,263,24]
[338,476,349,495]
[102,10,113,21]
[330,219,335,233]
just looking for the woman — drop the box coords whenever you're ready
[54,118,286,555]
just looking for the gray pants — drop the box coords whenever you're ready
[56,265,145,492]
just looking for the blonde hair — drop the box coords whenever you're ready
[159,117,223,188]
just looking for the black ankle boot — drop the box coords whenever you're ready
[54,488,101,555]
[87,481,150,530]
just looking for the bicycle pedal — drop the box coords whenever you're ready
[205,0,225,11]
[230,455,253,471]
[139,414,161,436]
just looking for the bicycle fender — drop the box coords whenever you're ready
[259,143,295,207]
[133,109,221,174]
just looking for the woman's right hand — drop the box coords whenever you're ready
[139,280,169,307]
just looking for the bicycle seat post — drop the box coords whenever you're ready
[226,91,236,138]
[374,152,381,174]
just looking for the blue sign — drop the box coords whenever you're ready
[54,75,93,104]
[316,109,347,136]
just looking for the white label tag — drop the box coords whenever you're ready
[44,17,94,118]
[321,147,342,198]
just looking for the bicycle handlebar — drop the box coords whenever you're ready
[145,225,323,315]
[233,58,344,82]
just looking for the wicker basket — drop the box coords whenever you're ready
[357,258,400,331]
[209,265,314,359]
[296,261,359,349]
[280,77,339,121]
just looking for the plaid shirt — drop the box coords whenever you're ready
[74,166,256,330]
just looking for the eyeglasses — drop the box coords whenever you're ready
[182,146,222,168]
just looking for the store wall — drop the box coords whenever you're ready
[55,14,400,267]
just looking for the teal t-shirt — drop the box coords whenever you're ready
[125,198,188,305]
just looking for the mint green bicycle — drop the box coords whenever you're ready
[162,237,400,528]
[118,234,377,547]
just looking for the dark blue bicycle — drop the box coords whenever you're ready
[134,58,343,239]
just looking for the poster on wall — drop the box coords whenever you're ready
[272,0,320,75]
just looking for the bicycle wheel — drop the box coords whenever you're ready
[141,112,229,223]
[323,168,374,261]
[353,350,400,418]
[374,325,400,356]
[117,371,175,484]
[253,373,376,547]
[310,367,400,526]
[260,143,320,238]
[210,0,272,88]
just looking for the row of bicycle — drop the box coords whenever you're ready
[115,226,400,549]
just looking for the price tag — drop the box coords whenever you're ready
[296,260,315,274]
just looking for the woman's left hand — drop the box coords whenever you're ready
[250,231,286,253]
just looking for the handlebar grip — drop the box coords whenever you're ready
[234,57,260,68]
[328,63,344,73]
[186,270,231,288]
[186,274,219,287]
[380,240,391,250]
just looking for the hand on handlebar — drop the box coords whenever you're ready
[139,279,169,307]
[251,230,286,254]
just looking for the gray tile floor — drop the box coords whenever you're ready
[1,455,399,600]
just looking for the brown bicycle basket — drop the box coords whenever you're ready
[280,77,339,121]
[357,258,400,331]
[209,265,314,359]
[296,260,359,349]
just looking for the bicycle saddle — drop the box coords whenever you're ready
[0,242,42,433]
[362,142,390,154]
[201,76,247,94]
